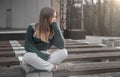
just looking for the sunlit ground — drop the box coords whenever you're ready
[114,0,120,6]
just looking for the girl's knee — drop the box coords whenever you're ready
[59,48,68,57]
[23,52,37,63]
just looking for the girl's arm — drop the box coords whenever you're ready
[25,25,49,61]
[50,22,65,49]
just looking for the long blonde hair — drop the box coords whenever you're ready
[34,7,55,43]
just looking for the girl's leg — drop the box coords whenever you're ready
[47,49,73,71]
[48,48,68,64]
[22,52,54,72]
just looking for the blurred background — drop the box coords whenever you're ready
[0,0,120,40]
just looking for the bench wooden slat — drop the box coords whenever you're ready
[51,44,103,49]
[19,42,89,46]
[0,44,102,49]
[68,47,120,53]
[2,40,120,77]
[0,41,10,44]
[17,40,79,43]
[65,51,120,62]
[0,66,25,77]
[1,61,120,77]
[53,61,120,77]
[0,44,104,52]
[0,51,15,57]
[0,44,11,47]
[0,47,13,51]
[65,44,103,48]
[18,40,90,45]
[66,42,89,45]
[18,42,90,46]
[0,57,20,66]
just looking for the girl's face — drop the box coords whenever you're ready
[49,12,57,24]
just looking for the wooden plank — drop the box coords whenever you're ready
[0,44,11,47]
[68,47,120,53]
[17,40,90,45]
[65,51,120,62]
[0,66,25,77]
[1,44,100,49]
[65,44,103,48]
[0,47,13,51]
[18,39,80,44]
[102,38,120,41]
[0,46,24,51]
[13,40,91,46]
[0,57,20,66]
[53,61,120,77]
[0,51,15,57]
[66,42,89,45]
[0,41,10,44]
[52,44,103,49]
[0,44,103,52]
[1,46,119,54]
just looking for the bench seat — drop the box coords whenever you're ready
[53,61,120,77]
[0,51,15,57]
[0,57,20,66]
[65,51,120,62]
[1,40,120,77]
[0,66,25,77]
[1,61,120,77]
[68,47,120,53]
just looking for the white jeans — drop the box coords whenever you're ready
[22,49,68,72]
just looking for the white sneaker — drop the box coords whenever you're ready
[53,63,73,71]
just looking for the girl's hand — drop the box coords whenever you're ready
[49,12,57,24]
[49,55,51,59]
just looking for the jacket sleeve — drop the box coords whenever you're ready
[50,22,65,49]
[25,25,49,61]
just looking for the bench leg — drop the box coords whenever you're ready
[26,72,53,77]
[40,72,53,77]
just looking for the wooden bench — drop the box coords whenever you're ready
[1,43,120,62]
[114,40,120,47]
[0,41,118,61]
[53,61,120,77]
[68,47,120,53]
[2,48,120,63]
[0,66,25,77]
[0,40,104,52]
[0,41,10,44]
[18,40,91,46]
[0,51,15,57]
[65,51,120,62]
[0,57,19,66]
[102,38,120,47]
[0,40,25,77]
[1,61,120,77]
[0,41,20,67]
[1,40,120,77]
